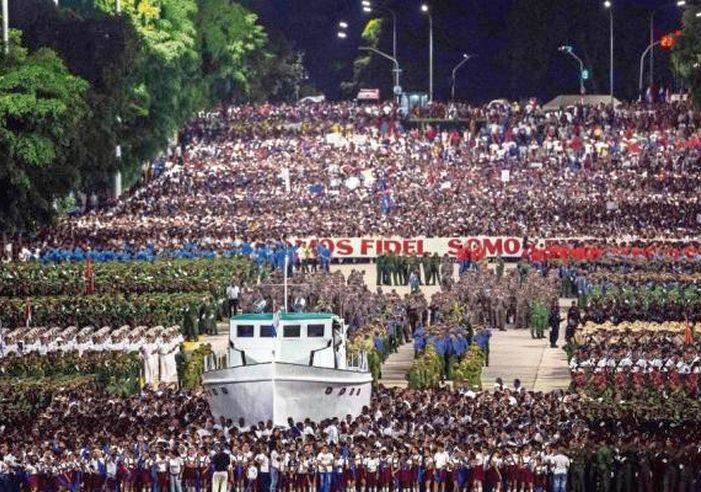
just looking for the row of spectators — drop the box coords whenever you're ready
[5,99,701,261]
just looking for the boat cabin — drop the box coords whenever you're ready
[228,312,347,369]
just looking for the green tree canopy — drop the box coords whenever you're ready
[0,32,89,234]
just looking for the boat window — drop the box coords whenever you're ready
[236,325,254,337]
[284,325,301,338]
[260,325,276,338]
[307,324,326,338]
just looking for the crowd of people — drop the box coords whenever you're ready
[570,328,700,397]
[2,384,701,492]
[0,325,183,386]
[4,100,701,260]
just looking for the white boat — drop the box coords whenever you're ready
[202,312,372,427]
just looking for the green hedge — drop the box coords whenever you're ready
[0,292,219,334]
[179,343,214,389]
[407,345,444,389]
[0,257,252,297]
[450,345,485,390]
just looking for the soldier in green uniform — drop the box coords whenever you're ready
[398,255,409,286]
[425,253,440,285]
[421,253,431,285]
[495,253,505,280]
[407,254,421,285]
[376,253,386,286]
[388,252,400,286]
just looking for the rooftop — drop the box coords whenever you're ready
[231,312,335,322]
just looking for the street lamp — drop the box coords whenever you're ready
[362,3,399,91]
[451,54,474,101]
[649,2,686,89]
[337,31,347,39]
[421,4,433,102]
[1,0,8,55]
[604,1,613,103]
[558,46,586,95]
[338,21,348,29]
[639,40,661,97]
[358,46,402,103]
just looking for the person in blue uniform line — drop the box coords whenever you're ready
[413,325,426,358]
[473,328,492,367]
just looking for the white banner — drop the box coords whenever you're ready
[298,237,526,259]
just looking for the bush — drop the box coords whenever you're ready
[181,343,213,389]
[0,292,219,334]
[451,345,485,390]
[407,345,443,389]
[0,257,252,297]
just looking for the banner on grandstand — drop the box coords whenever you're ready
[299,237,527,259]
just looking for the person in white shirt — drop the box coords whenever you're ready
[270,444,281,492]
[433,444,450,491]
[549,448,570,492]
[227,281,241,316]
[317,445,334,492]
[256,447,271,492]
[168,449,184,492]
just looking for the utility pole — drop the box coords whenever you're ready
[2,0,8,56]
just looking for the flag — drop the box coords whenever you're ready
[684,318,693,346]
[272,309,281,337]
[24,301,32,328]
[84,258,95,295]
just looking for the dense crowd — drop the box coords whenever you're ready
[6,100,701,260]
[570,328,700,397]
[2,385,701,492]
[0,325,183,386]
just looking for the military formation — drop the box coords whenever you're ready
[375,253,452,287]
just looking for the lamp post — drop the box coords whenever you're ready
[649,1,685,89]
[362,3,399,91]
[421,4,433,102]
[451,54,473,101]
[359,46,401,103]
[604,1,613,103]
[1,0,8,55]
[558,46,586,95]
[639,40,661,97]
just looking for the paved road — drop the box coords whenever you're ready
[480,328,571,392]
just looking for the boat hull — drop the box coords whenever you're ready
[202,363,372,426]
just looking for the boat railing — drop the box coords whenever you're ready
[204,350,229,372]
[347,350,369,372]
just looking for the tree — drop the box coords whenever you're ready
[341,18,388,99]
[197,0,267,103]
[0,32,89,234]
[11,0,141,190]
[672,10,701,105]
[246,32,311,103]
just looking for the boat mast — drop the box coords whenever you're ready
[284,254,289,312]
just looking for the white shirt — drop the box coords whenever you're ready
[169,457,183,475]
[550,454,570,474]
[434,451,450,469]
[256,453,270,473]
[316,452,334,473]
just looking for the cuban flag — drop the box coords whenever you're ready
[272,308,281,337]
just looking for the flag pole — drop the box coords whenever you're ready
[284,255,289,312]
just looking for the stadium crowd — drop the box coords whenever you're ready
[2,384,701,492]
[5,100,701,261]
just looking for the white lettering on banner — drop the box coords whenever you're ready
[298,237,526,259]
